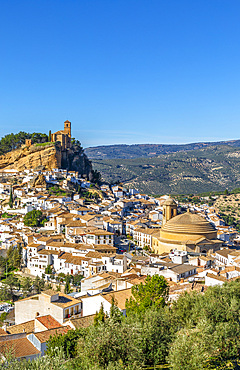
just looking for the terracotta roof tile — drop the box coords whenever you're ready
[34,326,71,343]
[68,314,95,329]
[7,320,35,334]
[36,315,62,330]
[101,288,133,310]
[0,337,40,358]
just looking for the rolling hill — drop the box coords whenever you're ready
[85,139,240,159]
[90,144,240,195]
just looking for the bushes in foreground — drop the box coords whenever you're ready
[4,278,240,369]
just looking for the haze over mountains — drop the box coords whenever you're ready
[86,139,240,195]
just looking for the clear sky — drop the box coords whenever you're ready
[1,0,240,147]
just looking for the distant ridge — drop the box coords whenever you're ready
[85,140,240,159]
[89,144,240,195]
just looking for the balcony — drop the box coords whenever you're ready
[63,311,81,321]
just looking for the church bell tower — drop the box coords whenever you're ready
[162,197,177,225]
[64,120,71,138]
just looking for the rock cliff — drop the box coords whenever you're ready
[0,142,93,178]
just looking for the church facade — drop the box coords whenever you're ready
[51,120,71,150]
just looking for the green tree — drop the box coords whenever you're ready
[46,328,86,358]
[48,130,52,142]
[22,277,33,295]
[33,276,45,294]
[72,273,83,287]
[45,265,52,274]
[11,247,21,269]
[168,324,213,370]
[109,297,123,324]
[57,272,66,283]
[0,311,8,324]
[0,347,67,369]
[5,245,22,272]
[0,131,48,155]
[168,281,240,368]
[3,274,19,301]
[126,275,169,315]
[9,188,13,209]
[23,210,47,228]
[64,274,71,294]
[94,303,108,326]
[0,286,11,301]
[78,318,143,368]
[138,308,173,366]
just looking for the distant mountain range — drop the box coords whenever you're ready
[85,140,240,159]
[86,141,240,195]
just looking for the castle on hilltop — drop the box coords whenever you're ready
[51,120,71,150]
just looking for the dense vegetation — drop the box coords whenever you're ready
[91,144,240,194]
[4,277,240,369]
[0,270,83,304]
[0,132,48,155]
[23,210,47,228]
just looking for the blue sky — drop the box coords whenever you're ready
[1,0,240,147]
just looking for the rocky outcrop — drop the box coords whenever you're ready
[61,143,92,177]
[32,173,47,187]
[0,142,93,178]
[0,143,60,171]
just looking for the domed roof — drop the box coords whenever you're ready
[163,197,177,206]
[161,212,216,235]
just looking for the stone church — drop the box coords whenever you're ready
[152,198,223,255]
[51,120,71,150]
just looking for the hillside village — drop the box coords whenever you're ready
[0,159,239,360]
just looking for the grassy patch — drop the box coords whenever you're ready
[34,142,55,147]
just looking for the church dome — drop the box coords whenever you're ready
[161,212,216,235]
[159,211,217,244]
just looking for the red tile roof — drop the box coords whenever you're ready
[0,338,40,358]
[34,326,71,343]
[36,315,62,330]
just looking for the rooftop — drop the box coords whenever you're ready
[68,314,95,329]
[7,320,35,335]
[0,337,40,358]
[36,315,62,330]
[161,212,216,235]
[33,326,70,343]
[101,288,133,310]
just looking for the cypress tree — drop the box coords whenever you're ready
[9,188,13,208]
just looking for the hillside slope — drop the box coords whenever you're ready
[91,145,240,195]
[85,140,240,159]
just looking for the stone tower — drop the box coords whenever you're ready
[64,120,71,138]
[162,197,177,225]
[51,120,72,150]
